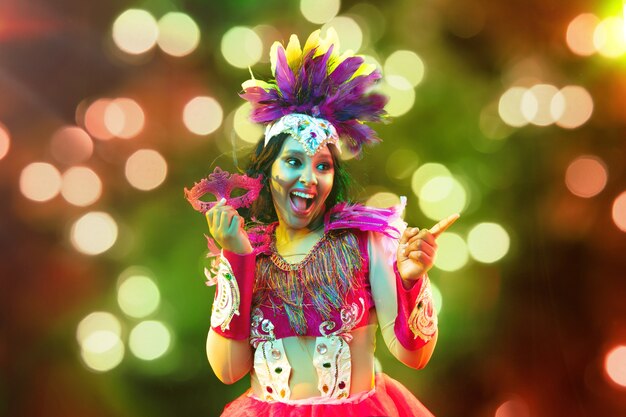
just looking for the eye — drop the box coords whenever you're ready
[286,157,302,167]
[316,162,333,171]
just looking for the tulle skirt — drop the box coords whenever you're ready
[220,373,434,417]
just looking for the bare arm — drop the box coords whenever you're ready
[206,329,253,384]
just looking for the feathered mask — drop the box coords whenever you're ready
[240,29,388,157]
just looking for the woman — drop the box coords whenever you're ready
[201,29,458,416]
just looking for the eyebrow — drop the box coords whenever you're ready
[283,150,306,158]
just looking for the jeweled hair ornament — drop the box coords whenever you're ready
[240,28,388,157]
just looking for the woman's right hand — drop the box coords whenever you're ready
[206,198,253,255]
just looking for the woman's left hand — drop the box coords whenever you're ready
[396,214,460,284]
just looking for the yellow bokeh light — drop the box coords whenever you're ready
[125,149,167,191]
[300,0,340,24]
[418,176,467,221]
[433,232,469,272]
[220,26,263,68]
[365,192,402,208]
[411,163,451,196]
[384,50,425,88]
[80,331,124,372]
[551,85,593,129]
[234,102,263,144]
[566,13,600,56]
[19,162,62,202]
[378,78,415,117]
[50,126,93,165]
[77,311,122,343]
[467,222,510,263]
[61,166,102,207]
[70,211,118,255]
[157,12,201,57]
[594,17,626,58]
[83,99,114,140]
[112,9,159,55]
[104,98,145,139]
[498,87,529,127]
[612,191,626,232]
[0,122,11,160]
[183,96,223,136]
[522,84,559,126]
[321,16,363,53]
[129,321,172,360]
[77,312,124,372]
[605,345,626,387]
[117,275,161,318]
[565,155,608,198]
[386,148,419,180]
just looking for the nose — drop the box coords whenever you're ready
[299,162,317,185]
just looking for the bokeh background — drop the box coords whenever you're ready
[2,0,626,416]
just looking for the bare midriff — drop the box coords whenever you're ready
[250,315,378,400]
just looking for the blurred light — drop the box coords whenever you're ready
[467,223,510,263]
[183,96,223,135]
[104,98,145,139]
[112,9,158,55]
[61,166,102,207]
[50,126,93,164]
[129,321,171,360]
[522,84,559,126]
[84,99,114,140]
[234,102,263,144]
[80,331,124,372]
[77,312,122,342]
[612,191,626,232]
[157,12,201,57]
[117,275,161,318]
[322,16,363,52]
[19,162,62,202]
[566,13,600,56]
[70,211,118,255]
[77,312,124,372]
[431,281,442,314]
[384,50,425,88]
[551,85,593,129]
[480,102,514,140]
[379,78,415,117]
[594,17,626,58]
[433,232,469,272]
[253,25,282,64]
[221,26,262,68]
[125,149,167,191]
[498,87,529,127]
[300,0,340,24]
[418,175,467,221]
[365,192,401,208]
[411,163,451,196]
[0,123,11,160]
[605,345,626,387]
[386,148,419,180]
[495,396,530,417]
[565,156,607,198]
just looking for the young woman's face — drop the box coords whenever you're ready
[269,137,335,230]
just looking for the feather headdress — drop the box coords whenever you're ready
[240,29,388,156]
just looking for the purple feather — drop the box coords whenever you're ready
[324,202,403,238]
[274,47,296,101]
[329,56,364,86]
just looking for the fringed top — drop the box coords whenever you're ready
[246,201,405,341]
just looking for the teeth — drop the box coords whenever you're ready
[291,191,314,199]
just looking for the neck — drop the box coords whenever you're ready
[275,215,325,244]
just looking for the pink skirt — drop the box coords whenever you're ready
[220,373,434,417]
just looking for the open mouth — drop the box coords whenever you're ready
[289,190,315,213]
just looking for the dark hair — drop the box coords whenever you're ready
[243,133,354,223]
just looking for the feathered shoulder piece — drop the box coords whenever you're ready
[240,29,388,156]
[324,196,407,239]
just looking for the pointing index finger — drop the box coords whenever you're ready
[429,213,460,238]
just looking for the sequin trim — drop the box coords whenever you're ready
[408,277,438,341]
[210,254,240,331]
